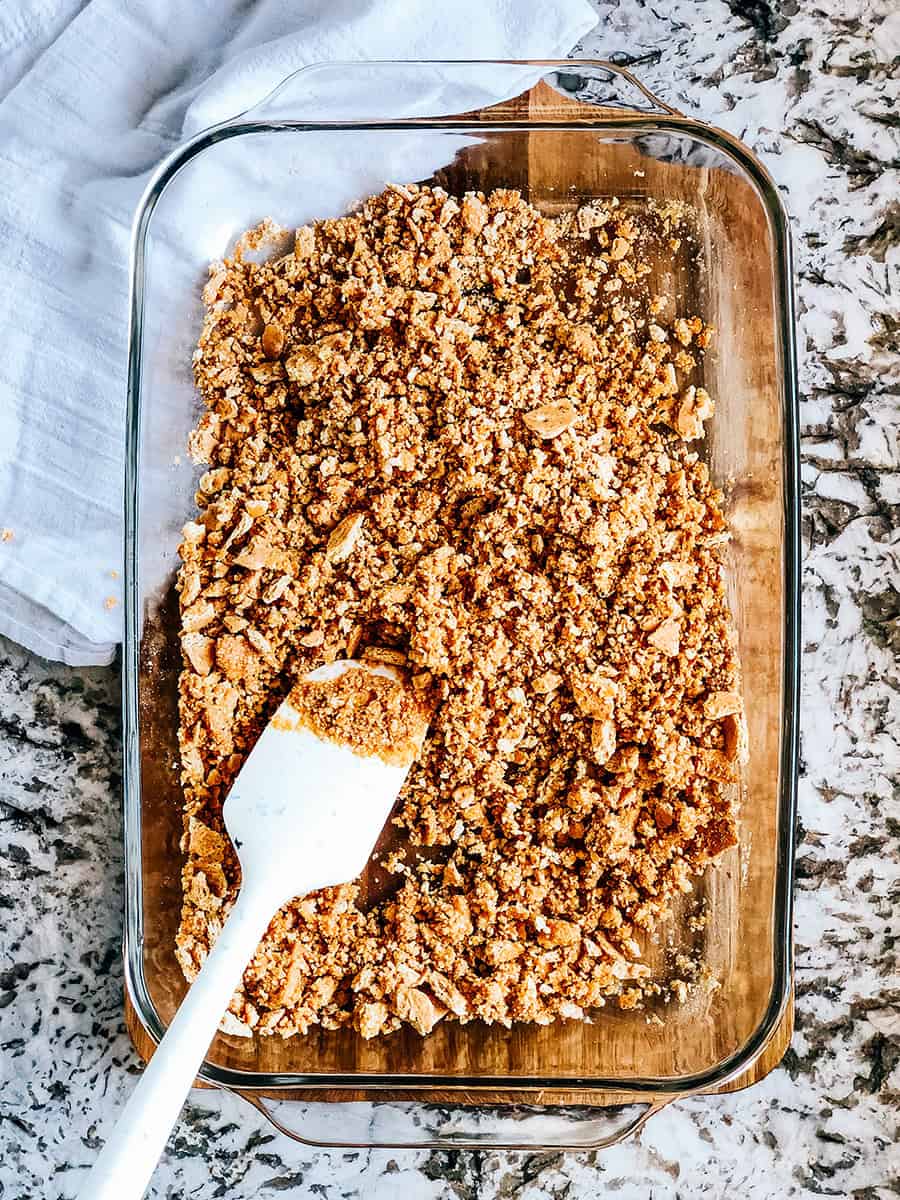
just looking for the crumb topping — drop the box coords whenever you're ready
[175,185,744,1039]
[285,666,430,768]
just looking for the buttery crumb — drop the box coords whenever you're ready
[175,185,744,1041]
[1,529,13,542]
[287,667,430,767]
[104,596,118,610]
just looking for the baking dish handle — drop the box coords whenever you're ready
[223,59,681,127]
[512,60,681,120]
[235,1094,672,1151]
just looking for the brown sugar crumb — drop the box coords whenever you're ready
[1,528,14,543]
[103,596,118,610]
[260,324,285,359]
[286,666,430,768]
[176,185,744,1041]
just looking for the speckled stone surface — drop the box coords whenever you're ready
[1,2,898,1197]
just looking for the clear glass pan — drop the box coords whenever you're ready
[123,61,799,1149]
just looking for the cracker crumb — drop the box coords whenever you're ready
[287,666,430,768]
[647,616,681,657]
[523,400,578,440]
[703,691,743,720]
[325,513,366,563]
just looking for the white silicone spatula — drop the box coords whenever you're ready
[77,660,428,1200]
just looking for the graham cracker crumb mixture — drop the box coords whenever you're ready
[285,666,430,768]
[175,184,747,1039]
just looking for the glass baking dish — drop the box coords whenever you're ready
[122,61,799,1150]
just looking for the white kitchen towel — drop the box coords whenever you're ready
[0,0,597,667]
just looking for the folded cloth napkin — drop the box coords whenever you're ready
[0,0,597,667]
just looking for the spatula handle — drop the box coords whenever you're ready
[76,888,275,1200]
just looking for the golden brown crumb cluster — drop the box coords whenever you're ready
[285,665,430,767]
[176,184,747,1039]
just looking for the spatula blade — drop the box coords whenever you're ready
[223,661,426,903]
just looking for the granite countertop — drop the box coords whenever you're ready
[1,1,898,1197]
